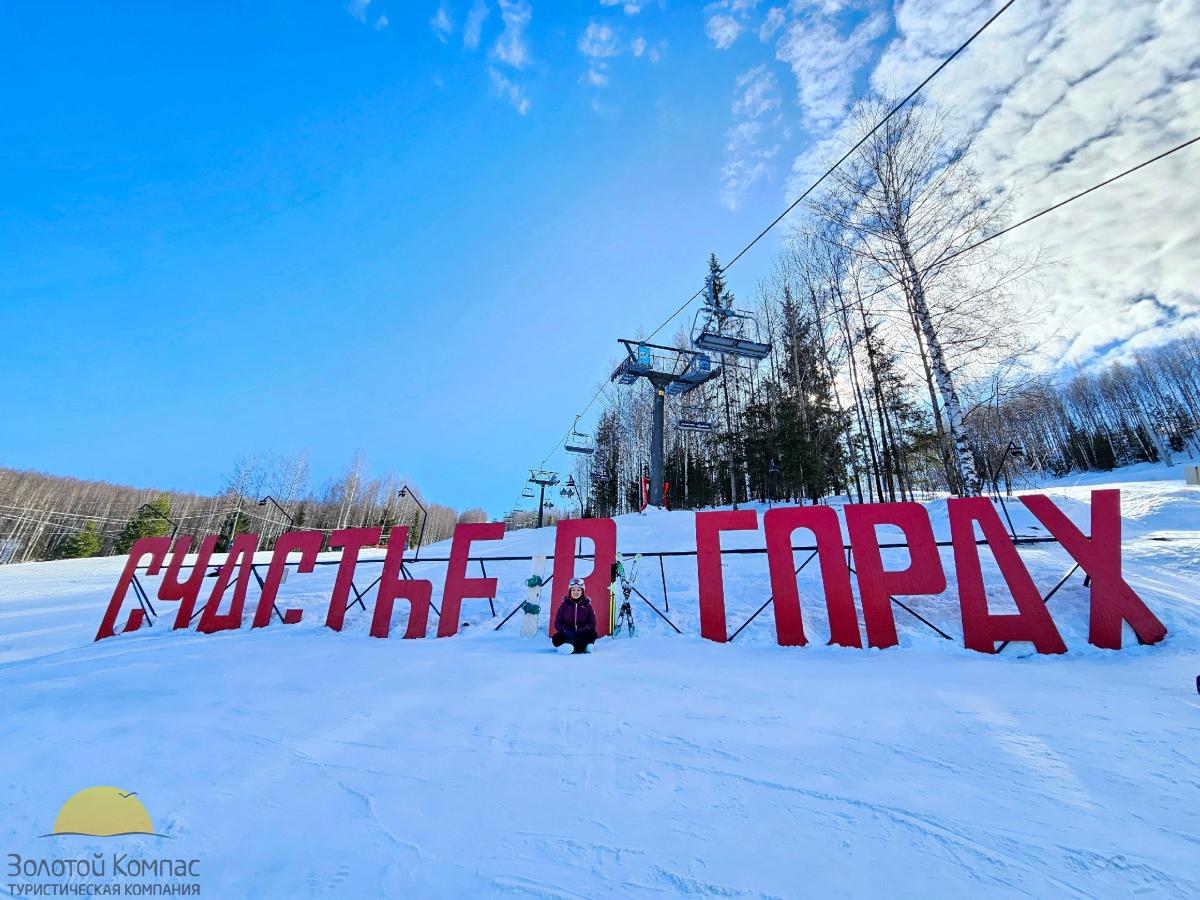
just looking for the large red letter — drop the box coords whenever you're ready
[949,498,1067,654]
[158,534,219,629]
[764,506,861,647]
[325,527,383,631]
[197,534,260,633]
[371,527,434,639]
[1020,490,1166,649]
[550,518,617,637]
[95,537,171,641]
[845,503,946,649]
[252,530,324,629]
[695,510,758,643]
[438,522,505,637]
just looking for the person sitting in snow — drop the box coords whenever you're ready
[553,578,597,654]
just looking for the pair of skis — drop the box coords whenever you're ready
[517,552,639,639]
[609,553,639,639]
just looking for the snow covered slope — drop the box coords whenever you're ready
[1,465,1198,897]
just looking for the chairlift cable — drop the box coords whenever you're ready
[642,0,1019,344]
[839,134,1200,314]
[527,0,1021,492]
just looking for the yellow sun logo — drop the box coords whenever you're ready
[49,787,156,837]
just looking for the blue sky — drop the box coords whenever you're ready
[0,1,865,514]
[2,0,1194,516]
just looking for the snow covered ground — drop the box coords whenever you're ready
[2,463,1198,897]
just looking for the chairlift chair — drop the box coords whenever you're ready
[691,275,772,361]
[666,352,717,396]
[521,487,534,499]
[564,418,595,455]
[678,403,715,433]
[612,343,654,384]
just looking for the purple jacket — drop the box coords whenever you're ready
[555,595,597,637]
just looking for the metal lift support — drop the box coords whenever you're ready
[528,469,560,528]
[610,339,722,508]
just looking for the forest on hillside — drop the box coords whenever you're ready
[0,453,487,564]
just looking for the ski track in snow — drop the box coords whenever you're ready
[0,463,1198,897]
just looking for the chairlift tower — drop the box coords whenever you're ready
[611,339,722,508]
[528,469,560,528]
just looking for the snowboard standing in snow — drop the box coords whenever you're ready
[520,554,549,638]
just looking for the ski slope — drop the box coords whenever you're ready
[1,464,1198,898]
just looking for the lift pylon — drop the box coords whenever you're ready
[610,339,721,508]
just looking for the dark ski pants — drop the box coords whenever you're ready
[553,629,597,654]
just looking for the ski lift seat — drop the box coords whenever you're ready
[682,353,712,382]
[692,331,772,360]
[678,402,714,433]
[565,433,595,455]
[691,302,772,361]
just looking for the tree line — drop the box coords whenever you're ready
[0,451,486,564]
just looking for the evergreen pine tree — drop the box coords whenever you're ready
[54,523,102,559]
[114,495,172,554]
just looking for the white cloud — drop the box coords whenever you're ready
[632,36,647,57]
[759,6,785,41]
[601,0,645,12]
[584,67,610,87]
[430,5,453,42]
[489,66,531,114]
[721,65,784,209]
[579,22,620,58]
[721,119,781,210]
[493,0,532,69]
[731,64,780,118]
[464,0,490,49]
[347,0,387,29]
[774,8,887,127]
[706,14,743,49]
[779,0,1200,366]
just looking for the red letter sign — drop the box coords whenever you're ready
[325,528,383,632]
[948,498,1066,654]
[198,534,259,633]
[695,510,759,642]
[252,530,324,629]
[158,534,219,629]
[550,517,617,637]
[845,503,946,649]
[1020,490,1167,649]
[438,522,505,637]
[764,506,861,647]
[95,536,172,641]
[371,527,434,639]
